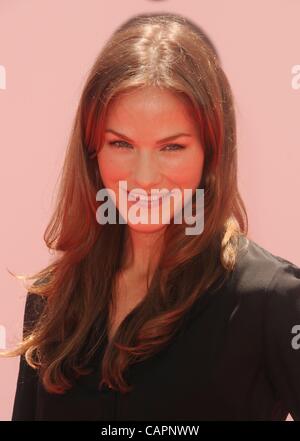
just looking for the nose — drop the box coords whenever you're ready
[131,150,161,191]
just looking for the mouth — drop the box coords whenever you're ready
[124,189,172,206]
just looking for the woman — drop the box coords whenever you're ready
[2,12,300,421]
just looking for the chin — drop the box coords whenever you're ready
[126,220,169,234]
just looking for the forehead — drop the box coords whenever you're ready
[104,87,198,132]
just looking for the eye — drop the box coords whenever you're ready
[108,140,186,152]
[162,143,185,152]
[108,140,132,149]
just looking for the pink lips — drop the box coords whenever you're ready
[125,189,171,207]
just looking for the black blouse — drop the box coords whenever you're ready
[11,236,300,421]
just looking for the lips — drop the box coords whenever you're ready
[122,189,172,208]
[128,192,168,201]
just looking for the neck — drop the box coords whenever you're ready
[122,226,166,279]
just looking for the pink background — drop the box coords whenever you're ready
[1,0,299,421]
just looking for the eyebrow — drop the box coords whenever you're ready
[105,129,192,144]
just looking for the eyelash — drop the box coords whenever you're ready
[108,140,185,152]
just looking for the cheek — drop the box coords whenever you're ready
[97,149,131,183]
[164,149,204,189]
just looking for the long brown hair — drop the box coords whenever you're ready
[1,12,248,394]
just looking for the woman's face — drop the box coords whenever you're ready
[97,86,205,234]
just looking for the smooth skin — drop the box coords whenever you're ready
[97,86,205,340]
